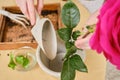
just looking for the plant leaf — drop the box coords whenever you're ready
[57,28,72,41]
[8,54,16,69]
[23,57,29,68]
[86,25,94,33]
[15,55,29,68]
[64,46,77,59]
[70,54,88,72]
[61,59,75,80]
[15,55,24,65]
[72,30,81,40]
[65,41,74,49]
[61,1,80,28]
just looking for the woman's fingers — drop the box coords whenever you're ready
[27,0,36,25]
[15,0,29,19]
[16,0,44,26]
[75,34,92,49]
[37,0,43,14]
[75,10,100,50]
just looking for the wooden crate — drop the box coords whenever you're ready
[0,3,61,50]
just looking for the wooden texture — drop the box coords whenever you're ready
[0,3,61,50]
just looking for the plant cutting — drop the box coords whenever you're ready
[8,53,30,70]
[57,0,88,80]
[8,47,36,71]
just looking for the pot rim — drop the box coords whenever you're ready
[36,46,60,78]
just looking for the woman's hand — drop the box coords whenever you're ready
[75,10,99,50]
[16,0,43,25]
[75,33,92,49]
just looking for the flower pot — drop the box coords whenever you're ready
[36,44,86,78]
[36,46,64,78]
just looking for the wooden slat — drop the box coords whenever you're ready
[0,42,37,50]
[0,3,61,50]
[0,14,5,41]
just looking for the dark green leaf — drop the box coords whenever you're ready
[57,28,72,41]
[23,57,29,68]
[61,1,80,28]
[61,59,75,80]
[64,46,77,59]
[70,54,88,72]
[8,54,16,69]
[72,30,81,40]
[86,25,94,33]
[65,41,74,49]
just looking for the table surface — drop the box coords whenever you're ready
[0,0,106,80]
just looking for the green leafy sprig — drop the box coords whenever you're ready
[8,53,16,69]
[57,1,88,80]
[8,53,30,70]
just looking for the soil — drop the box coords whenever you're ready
[41,10,58,30]
[2,10,58,42]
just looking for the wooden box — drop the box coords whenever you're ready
[0,3,61,50]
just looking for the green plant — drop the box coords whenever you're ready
[57,0,88,80]
[8,53,30,70]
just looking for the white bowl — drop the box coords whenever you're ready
[36,46,63,78]
[36,46,86,78]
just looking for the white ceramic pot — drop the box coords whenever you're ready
[31,12,57,60]
[36,46,63,78]
[36,45,86,78]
